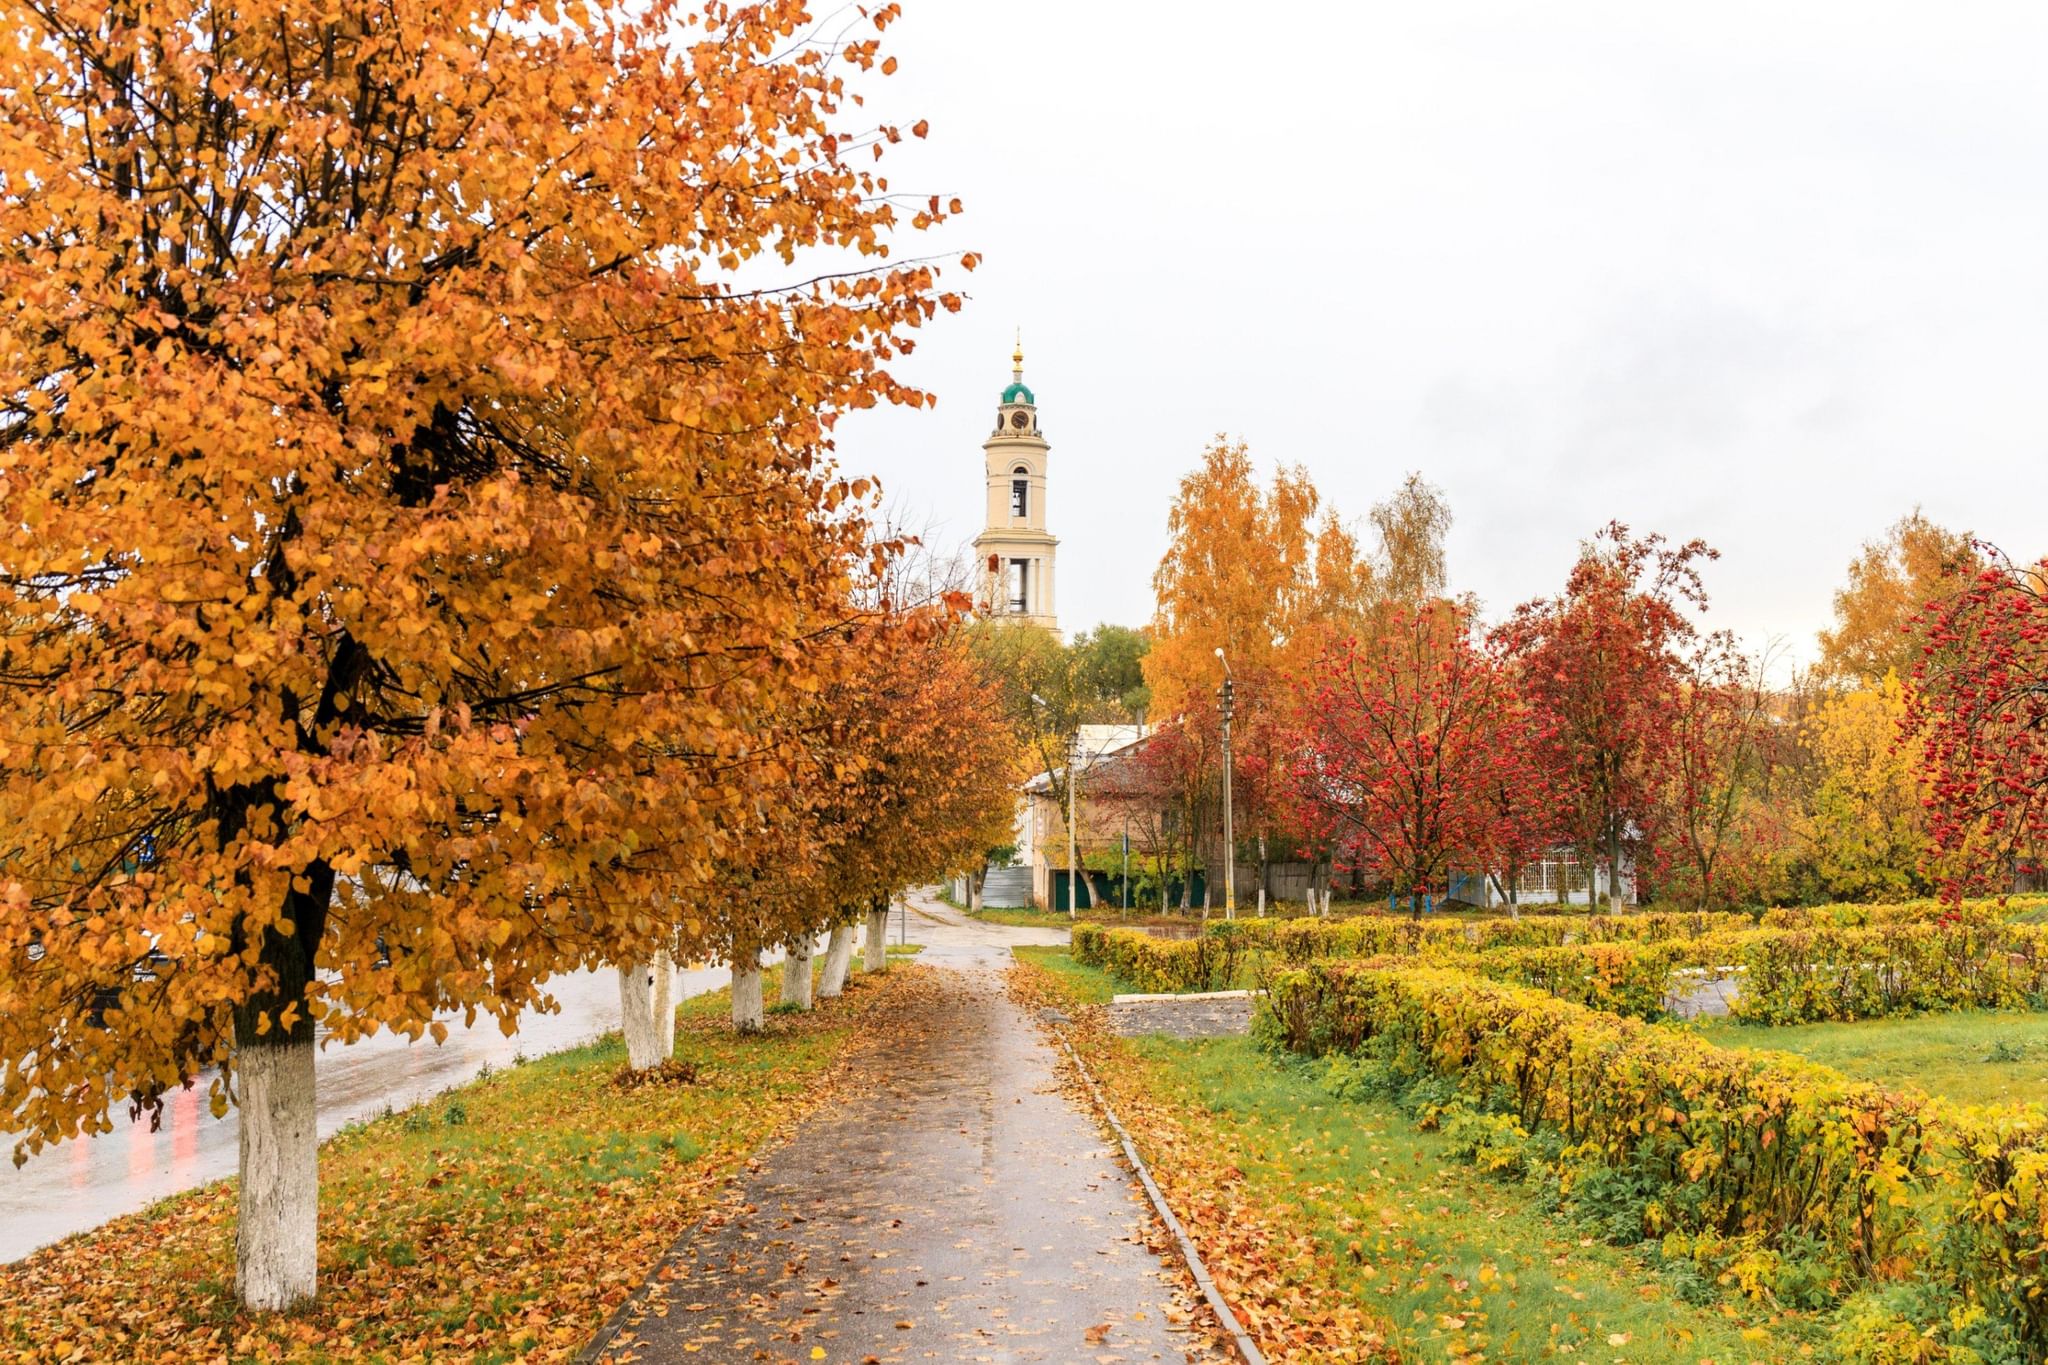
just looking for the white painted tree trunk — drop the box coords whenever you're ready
[863,906,889,973]
[968,874,983,913]
[652,949,676,1060]
[236,1033,318,1311]
[731,954,764,1033]
[1257,886,1266,916]
[818,923,854,998]
[618,958,664,1070]
[781,939,814,1011]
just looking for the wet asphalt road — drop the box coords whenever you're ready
[587,896,1218,1365]
[0,962,735,1262]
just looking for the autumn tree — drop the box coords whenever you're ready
[0,0,959,1309]
[1504,524,1715,911]
[1292,602,1521,915]
[1818,510,1978,685]
[1470,641,1559,915]
[1798,671,1932,901]
[1144,443,1426,901]
[1654,639,1781,909]
[1908,548,2048,899]
[820,610,1020,970]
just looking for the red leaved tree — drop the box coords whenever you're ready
[1292,602,1522,916]
[1502,524,1715,910]
[1908,547,2048,899]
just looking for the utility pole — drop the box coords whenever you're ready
[1067,730,1081,919]
[1216,647,1235,921]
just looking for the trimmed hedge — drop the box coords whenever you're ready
[1258,961,2048,1353]
[1262,963,1932,1262]
[1082,911,2048,1025]
[1759,895,2046,931]
[1727,920,2048,1024]
[1069,923,1249,994]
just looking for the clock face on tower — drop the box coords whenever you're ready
[1009,410,1029,430]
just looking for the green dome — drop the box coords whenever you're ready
[1001,380,1035,404]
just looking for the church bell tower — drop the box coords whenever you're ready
[972,337,1058,633]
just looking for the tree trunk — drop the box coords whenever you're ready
[781,938,814,1011]
[968,868,985,913]
[1606,820,1625,913]
[731,952,764,1033]
[234,867,330,1312]
[618,958,664,1070]
[818,922,855,998]
[235,1028,317,1312]
[652,949,675,1059]
[864,901,889,973]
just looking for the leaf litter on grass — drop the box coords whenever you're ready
[0,966,939,1365]
[1015,952,1823,1365]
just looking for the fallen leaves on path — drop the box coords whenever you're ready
[1012,962,1401,1364]
[0,969,930,1364]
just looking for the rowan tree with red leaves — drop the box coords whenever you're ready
[1292,601,1527,916]
[1908,546,2048,899]
[1654,637,1782,909]
[1471,636,1561,915]
[1502,523,1716,910]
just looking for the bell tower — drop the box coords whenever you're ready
[972,336,1058,633]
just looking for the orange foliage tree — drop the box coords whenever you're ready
[697,602,1018,1028]
[1819,510,1979,685]
[1143,440,1385,901]
[0,0,961,1309]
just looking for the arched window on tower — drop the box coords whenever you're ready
[1011,466,1029,519]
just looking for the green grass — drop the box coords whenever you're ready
[1013,943,1117,1003]
[885,942,924,956]
[1694,1009,2048,1108]
[1131,1033,1815,1361]
[968,905,1078,928]
[1015,948,1812,1361]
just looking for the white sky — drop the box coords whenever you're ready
[829,0,2048,666]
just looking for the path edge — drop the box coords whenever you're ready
[1051,1028,1270,1365]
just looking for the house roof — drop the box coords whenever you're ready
[1023,724,1151,794]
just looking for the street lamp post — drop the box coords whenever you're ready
[1067,730,1081,919]
[1216,648,1235,921]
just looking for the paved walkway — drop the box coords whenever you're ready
[589,895,1223,1365]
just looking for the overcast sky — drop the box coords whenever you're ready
[828,1,2048,668]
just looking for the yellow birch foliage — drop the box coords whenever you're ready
[1817,510,1977,685]
[1800,672,1932,901]
[0,0,963,1153]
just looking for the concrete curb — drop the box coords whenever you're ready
[1109,988,1263,1005]
[1052,1030,1269,1365]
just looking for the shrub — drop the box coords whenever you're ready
[1261,964,1934,1275]
[1259,959,2048,1354]
[1728,921,2048,1024]
[1070,924,1248,993]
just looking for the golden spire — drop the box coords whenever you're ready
[1012,328,1024,380]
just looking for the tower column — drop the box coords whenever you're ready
[971,338,1059,635]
